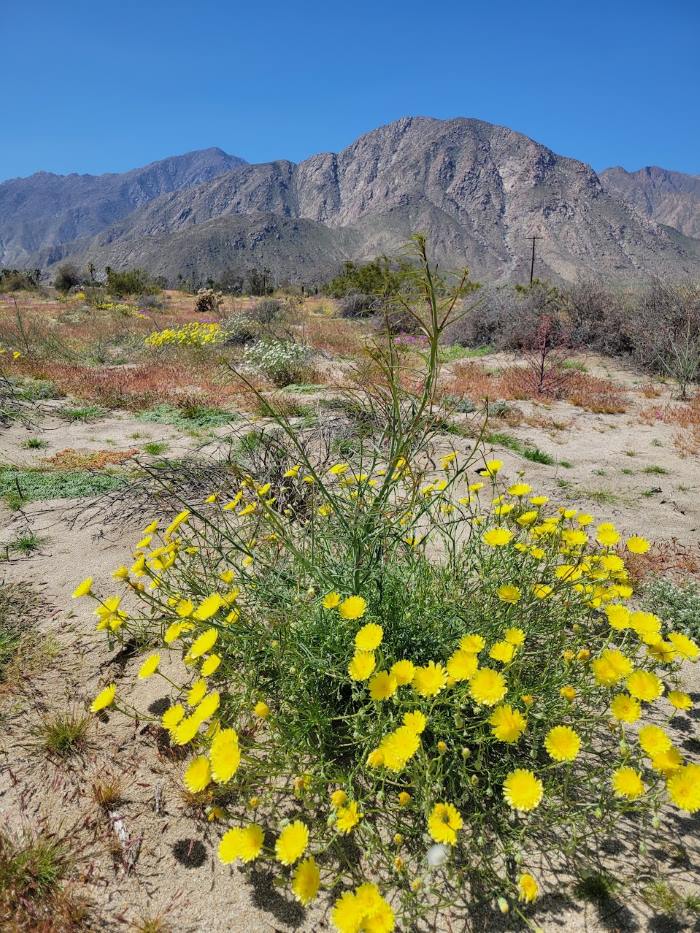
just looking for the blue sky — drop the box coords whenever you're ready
[2,0,698,181]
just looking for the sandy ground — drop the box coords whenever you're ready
[1,354,699,931]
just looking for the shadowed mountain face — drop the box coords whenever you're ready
[3,118,700,284]
[600,166,700,240]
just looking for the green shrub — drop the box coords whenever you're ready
[106,267,161,298]
[643,578,700,640]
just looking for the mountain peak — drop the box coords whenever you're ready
[2,116,699,283]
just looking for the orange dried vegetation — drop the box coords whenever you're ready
[44,448,139,470]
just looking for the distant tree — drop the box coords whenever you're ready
[0,268,40,292]
[324,257,410,299]
[106,267,160,297]
[54,263,82,293]
[246,267,273,297]
[218,269,244,295]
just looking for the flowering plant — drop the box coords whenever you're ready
[80,238,698,930]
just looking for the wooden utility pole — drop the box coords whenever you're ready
[527,236,542,285]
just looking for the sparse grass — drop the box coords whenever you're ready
[37,711,91,758]
[483,431,555,464]
[0,591,24,678]
[641,879,687,917]
[132,915,172,933]
[522,446,555,465]
[10,531,45,554]
[59,404,107,422]
[642,464,668,475]
[558,460,573,469]
[0,582,47,684]
[621,467,634,475]
[92,774,124,809]
[439,344,492,362]
[0,465,127,506]
[560,359,589,372]
[22,437,49,450]
[0,825,87,930]
[583,487,620,506]
[142,441,169,456]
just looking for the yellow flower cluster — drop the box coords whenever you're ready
[75,450,700,926]
[144,321,224,348]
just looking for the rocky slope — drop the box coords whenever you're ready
[4,118,700,284]
[600,165,700,240]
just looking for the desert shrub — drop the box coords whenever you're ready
[106,267,160,298]
[338,292,379,319]
[243,338,312,387]
[194,288,224,315]
[221,315,259,346]
[0,268,40,292]
[217,269,245,295]
[138,293,165,311]
[250,298,284,324]
[628,280,700,398]
[564,279,633,355]
[82,285,108,306]
[53,264,83,294]
[445,285,512,347]
[81,239,698,931]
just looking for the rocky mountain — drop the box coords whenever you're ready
[600,166,700,240]
[0,147,246,267]
[4,118,700,284]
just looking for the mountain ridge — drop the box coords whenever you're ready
[2,117,699,284]
[600,165,700,240]
[0,147,246,266]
